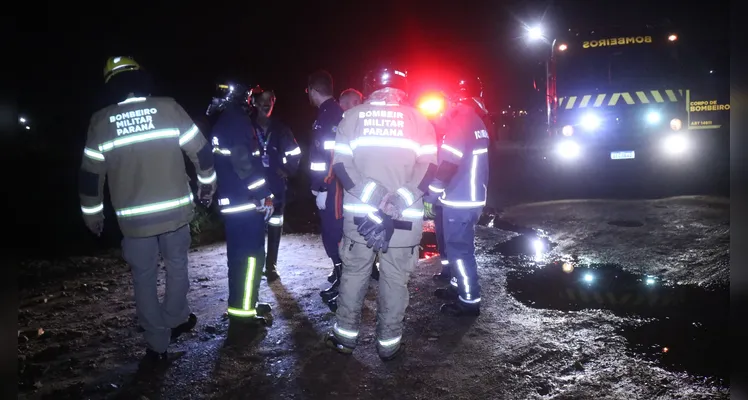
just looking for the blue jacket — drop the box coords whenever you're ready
[251,117,301,204]
[309,98,343,192]
[210,104,272,214]
[435,103,490,209]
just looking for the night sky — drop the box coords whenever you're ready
[18,0,728,151]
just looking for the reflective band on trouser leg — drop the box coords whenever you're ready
[455,259,481,305]
[228,257,258,317]
[334,236,378,348]
[376,246,417,358]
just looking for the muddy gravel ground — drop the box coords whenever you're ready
[17,196,729,399]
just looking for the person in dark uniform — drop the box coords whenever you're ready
[306,70,347,311]
[207,83,275,326]
[250,86,302,282]
[426,77,490,317]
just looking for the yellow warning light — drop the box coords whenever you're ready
[668,34,677,42]
[558,43,568,51]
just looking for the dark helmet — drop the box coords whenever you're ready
[205,83,253,116]
[451,76,488,115]
[362,67,408,96]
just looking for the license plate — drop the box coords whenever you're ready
[610,151,635,160]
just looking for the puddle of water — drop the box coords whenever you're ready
[492,234,555,258]
[506,260,729,384]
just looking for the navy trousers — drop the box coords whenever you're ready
[224,210,266,317]
[442,206,482,305]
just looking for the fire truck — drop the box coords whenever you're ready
[540,25,729,168]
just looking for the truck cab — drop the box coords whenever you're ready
[539,25,728,172]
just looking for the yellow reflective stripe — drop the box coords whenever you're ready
[242,257,257,312]
[608,93,620,106]
[635,91,649,103]
[228,308,257,317]
[593,94,606,107]
[565,96,577,109]
[650,90,665,103]
[560,90,682,109]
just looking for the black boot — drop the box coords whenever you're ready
[440,301,480,317]
[434,286,458,301]
[320,263,342,302]
[325,332,354,355]
[326,261,339,283]
[325,296,338,312]
[256,303,272,317]
[265,225,282,282]
[171,313,198,341]
[433,264,451,281]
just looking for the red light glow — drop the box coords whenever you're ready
[417,94,446,117]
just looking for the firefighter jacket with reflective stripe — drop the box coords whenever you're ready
[210,104,272,215]
[435,103,490,209]
[309,98,343,192]
[332,88,439,247]
[250,116,301,201]
[79,96,215,238]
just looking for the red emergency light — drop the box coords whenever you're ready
[417,93,446,118]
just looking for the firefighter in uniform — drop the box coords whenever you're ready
[250,87,302,282]
[307,70,347,309]
[325,67,438,361]
[207,83,275,325]
[80,56,214,361]
[427,77,490,317]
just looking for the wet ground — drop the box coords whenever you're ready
[16,195,729,399]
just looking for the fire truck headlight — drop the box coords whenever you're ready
[580,113,601,131]
[662,134,689,155]
[646,111,661,124]
[557,140,581,159]
[670,118,682,131]
[562,125,574,136]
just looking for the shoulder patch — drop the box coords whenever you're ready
[332,125,338,132]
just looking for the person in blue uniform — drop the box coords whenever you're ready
[250,87,302,282]
[306,70,347,309]
[426,77,490,317]
[206,83,275,325]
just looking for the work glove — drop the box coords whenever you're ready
[197,184,215,208]
[316,190,328,210]
[382,192,408,220]
[256,196,274,222]
[424,202,435,219]
[84,215,104,237]
[423,179,446,204]
[356,210,395,253]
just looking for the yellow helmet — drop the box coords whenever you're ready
[103,56,141,83]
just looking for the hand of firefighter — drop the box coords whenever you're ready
[382,192,407,220]
[257,196,274,222]
[84,215,104,237]
[356,210,395,252]
[423,179,446,204]
[197,184,215,208]
[315,190,327,210]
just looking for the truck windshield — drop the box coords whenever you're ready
[555,44,680,94]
